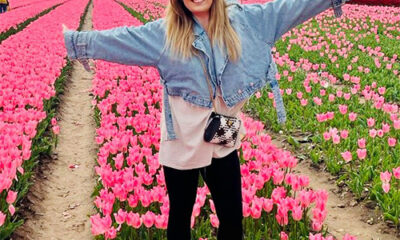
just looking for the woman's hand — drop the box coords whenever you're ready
[62,24,70,33]
[61,24,92,72]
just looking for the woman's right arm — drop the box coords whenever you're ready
[63,19,165,67]
[242,0,347,46]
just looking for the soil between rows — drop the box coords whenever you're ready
[12,1,97,239]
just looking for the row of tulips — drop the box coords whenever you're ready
[349,0,400,6]
[117,0,274,22]
[276,4,400,101]
[0,0,90,238]
[244,3,400,228]
[374,168,400,226]
[89,0,355,239]
[0,0,65,36]
[8,0,59,9]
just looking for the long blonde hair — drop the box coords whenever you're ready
[164,0,241,61]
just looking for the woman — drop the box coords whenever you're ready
[0,0,9,13]
[62,0,347,239]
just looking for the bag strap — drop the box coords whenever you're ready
[194,49,218,112]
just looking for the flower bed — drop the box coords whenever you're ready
[0,0,65,36]
[89,0,355,239]
[245,3,400,229]
[0,0,90,237]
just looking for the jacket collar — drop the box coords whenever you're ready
[192,15,205,37]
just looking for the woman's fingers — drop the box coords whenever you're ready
[62,24,69,33]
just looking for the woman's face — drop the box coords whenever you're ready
[182,0,213,18]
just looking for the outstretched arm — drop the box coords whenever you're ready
[242,0,348,45]
[62,19,165,69]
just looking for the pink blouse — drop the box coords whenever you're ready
[159,86,247,170]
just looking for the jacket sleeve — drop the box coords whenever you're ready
[242,0,348,45]
[63,18,165,67]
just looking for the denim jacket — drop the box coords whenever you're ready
[63,0,347,140]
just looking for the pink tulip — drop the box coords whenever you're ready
[155,214,167,229]
[210,214,219,228]
[299,175,310,187]
[341,151,352,163]
[382,183,390,193]
[356,149,367,160]
[367,118,375,127]
[369,129,377,138]
[51,117,57,125]
[343,234,357,240]
[271,187,287,204]
[309,233,324,240]
[0,212,5,227]
[388,138,397,147]
[332,134,340,144]
[292,205,303,221]
[394,120,400,130]
[378,87,386,95]
[263,198,274,212]
[6,190,17,204]
[393,167,400,180]
[90,214,112,236]
[313,97,322,105]
[52,125,60,135]
[243,202,251,218]
[126,212,142,228]
[340,130,349,139]
[382,123,391,133]
[297,190,314,208]
[339,105,348,114]
[312,220,323,231]
[349,112,357,121]
[276,204,289,226]
[8,204,15,216]
[301,98,308,106]
[377,129,384,138]
[141,211,155,228]
[380,171,392,183]
[105,227,117,239]
[357,138,366,148]
[323,132,331,141]
[280,231,289,240]
[113,209,127,225]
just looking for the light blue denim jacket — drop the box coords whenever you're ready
[63,0,347,140]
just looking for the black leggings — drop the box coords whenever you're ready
[163,149,244,240]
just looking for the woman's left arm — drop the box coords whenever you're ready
[242,0,348,45]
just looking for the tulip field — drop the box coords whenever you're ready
[0,0,399,239]
[247,2,400,228]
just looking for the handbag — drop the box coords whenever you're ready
[195,50,242,148]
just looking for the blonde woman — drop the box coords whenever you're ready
[63,0,347,239]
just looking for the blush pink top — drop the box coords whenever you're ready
[159,86,247,170]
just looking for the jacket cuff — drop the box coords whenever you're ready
[63,30,89,60]
[331,0,347,18]
[63,31,77,59]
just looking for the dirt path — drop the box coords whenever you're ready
[267,130,399,240]
[13,2,97,239]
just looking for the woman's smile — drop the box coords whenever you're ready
[192,0,206,4]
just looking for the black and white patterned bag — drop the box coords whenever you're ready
[196,50,242,148]
[204,112,241,147]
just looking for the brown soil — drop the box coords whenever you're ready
[266,129,400,240]
[12,2,97,239]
